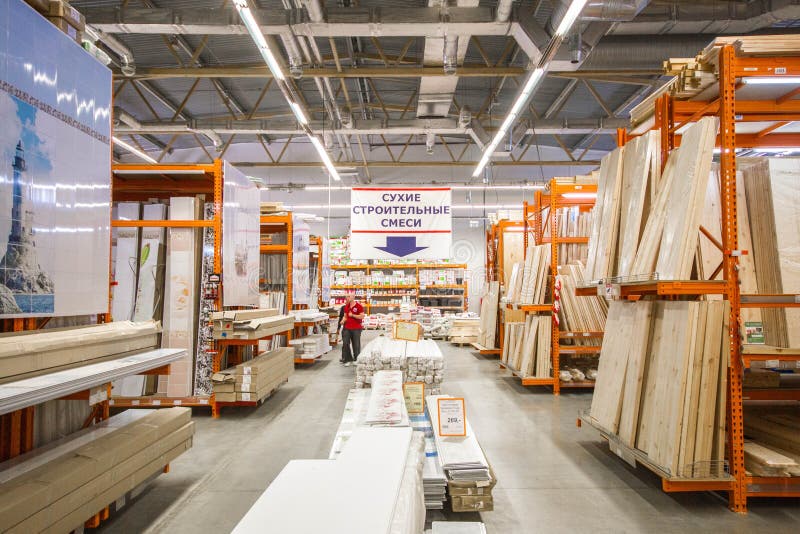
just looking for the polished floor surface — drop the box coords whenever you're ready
[98,334,800,533]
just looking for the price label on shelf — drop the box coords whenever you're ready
[403,382,425,414]
[437,397,466,437]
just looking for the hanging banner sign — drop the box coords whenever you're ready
[350,187,452,260]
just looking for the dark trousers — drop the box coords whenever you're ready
[342,328,362,363]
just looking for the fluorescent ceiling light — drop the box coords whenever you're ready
[309,135,342,181]
[554,0,588,37]
[232,2,285,81]
[113,136,157,164]
[290,101,307,124]
[743,76,800,85]
[561,192,596,199]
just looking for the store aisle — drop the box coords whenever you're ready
[99,336,798,533]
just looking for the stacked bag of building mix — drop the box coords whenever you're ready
[212,347,294,403]
[355,336,444,395]
[0,408,194,532]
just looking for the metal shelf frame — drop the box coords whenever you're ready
[589,45,800,512]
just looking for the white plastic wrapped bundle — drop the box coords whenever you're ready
[355,337,445,395]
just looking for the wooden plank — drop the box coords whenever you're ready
[617,301,655,447]
[693,301,726,466]
[617,132,657,277]
[588,148,625,280]
[590,301,632,433]
[678,301,708,473]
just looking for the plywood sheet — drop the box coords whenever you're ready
[617,132,657,277]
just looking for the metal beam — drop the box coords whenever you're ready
[234,160,600,168]
[126,65,527,79]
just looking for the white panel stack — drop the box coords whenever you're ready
[355,337,444,395]
[161,197,202,397]
[365,370,409,427]
[426,395,490,481]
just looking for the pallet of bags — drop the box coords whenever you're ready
[212,347,294,403]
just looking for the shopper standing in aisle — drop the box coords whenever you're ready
[341,292,365,367]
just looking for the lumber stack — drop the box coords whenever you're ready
[501,315,551,378]
[477,282,500,349]
[585,148,624,281]
[541,206,594,266]
[0,408,194,532]
[448,318,480,345]
[211,312,294,340]
[590,300,729,477]
[631,117,718,279]
[212,347,294,403]
[742,157,800,347]
[507,243,550,305]
[743,408,800,477]
[556,263,607,336]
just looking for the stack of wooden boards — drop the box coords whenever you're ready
[741,158,800,348]
[211,347,294,403]
[211,309,294,340]
[476,282,500,349]
[556,263,607,337]
[585,118,717,282]
[501,316,551,378]
[0,407,193,532]
[743,408,800,477]
[506,243,550,305]
[542,206,593,265]
[448,318,480,345]
[590,300,729,477]
[288,334,331,360]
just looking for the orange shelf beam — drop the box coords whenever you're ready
[111,220,213,228]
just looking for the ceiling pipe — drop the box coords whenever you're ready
[495,0,514,22]
[85,26,136,76]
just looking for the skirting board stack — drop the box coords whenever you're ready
[590,300,729,477]
[427,395,496,513]
[212,347,294,403]
[477,282,500,349]
[232,427,423,534]
[0,408,193,533]
[409,413,448,509]
[448,318,480,345]
[556,263,607,344]
[356,337,444,395]
[501,316,551,379]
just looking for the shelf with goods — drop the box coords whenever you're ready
[577,42,800,511]
[329,262,468,312]
[497,179,601,392]
[109,162,223,412]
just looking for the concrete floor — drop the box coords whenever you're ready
[99,334,800,533]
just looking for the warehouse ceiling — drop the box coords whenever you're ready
[73,0,800,184]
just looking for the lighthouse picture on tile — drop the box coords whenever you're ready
[0,139,54,314]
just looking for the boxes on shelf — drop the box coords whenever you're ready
[211,312,294,340]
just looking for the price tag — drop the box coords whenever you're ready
[131,399,139,406]
[152,399,161,406]
[403,382,425,414]
[173,400,182,405]
[437,397,467,437]
[766,359,779,368]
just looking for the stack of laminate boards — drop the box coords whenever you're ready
[0,408,193,532]
[501,316,551,379]
[427,395,496,512]
[506,243,550,305]
[743,407,800,477]
[590,300,729,477]
[233,426,424,534]
[211,347,294,403]
[211,309,294,340]
[585,118,717,282]
[448,318,480,345]
[476,282,500,349]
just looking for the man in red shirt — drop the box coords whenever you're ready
[341,292,365,367]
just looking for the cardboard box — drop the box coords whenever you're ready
[450,494,494,512]
[48,0,85,29]
[46,16,82,42]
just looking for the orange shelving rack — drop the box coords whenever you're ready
[577,44,800,512]
[499,180,600,391]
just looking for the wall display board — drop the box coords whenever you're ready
[350,188,451,260]
[0,0,111,317]
[222,162,259,306]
